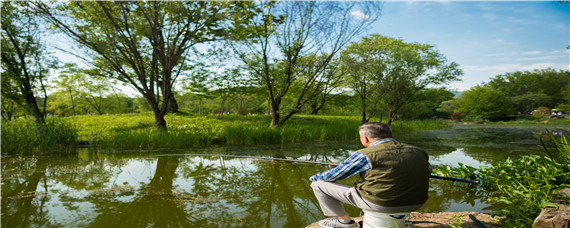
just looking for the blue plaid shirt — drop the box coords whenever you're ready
[309,138,395,182]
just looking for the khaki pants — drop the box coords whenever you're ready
[311,181,424,217]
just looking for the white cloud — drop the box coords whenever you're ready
[350,10,370,20]
[522,50,543,55]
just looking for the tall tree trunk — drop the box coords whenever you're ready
[166,92,178,113]
[154,111,167,130]
[270,101,280,127]
[68,88,76,116]
[218,98,225,119]
[387,112,395,126]
[23,89,44,122]
[361,96,367,124]
[146,97,168,131]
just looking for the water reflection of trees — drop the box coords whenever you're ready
[421,179,490,213]
[1,154,128,228]
[178,157,327,227]
[2,153,497,227]
[1,156,56,227]
[86,157,198,227]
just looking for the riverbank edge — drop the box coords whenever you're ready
[306,211,501,228]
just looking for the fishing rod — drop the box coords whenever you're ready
[155,154,479,185]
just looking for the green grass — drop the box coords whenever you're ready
[1,118,78,155]
[1,112,451,153]
[61,112,450,151]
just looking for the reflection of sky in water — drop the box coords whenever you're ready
[9,126,566,227]
[429,148,489,168]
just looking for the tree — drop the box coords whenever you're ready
[457,85,512,120]
[211,67,250,119]
[53,63,82,116]
[341,35,462,125]
[1,1,55,122]
[35,1,258,130]
[229,1,380,127]
[1,98,22,121]
[437,99,461,119]
[299,56,345,115]
[399,88,455,119]
[487,69,570,112]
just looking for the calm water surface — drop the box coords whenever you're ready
[2,125,566,227]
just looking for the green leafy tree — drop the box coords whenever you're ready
[341,35,462,125]
[1,1,55,122]
[487,69,570,112]
[211,67,250,119]
[399,88,455,119]
[556,82,570,111]
[53,63,82,116]
[437,99,461,119]
[229,1,380,127]
[35,1,258,130]
[457,85,513,120]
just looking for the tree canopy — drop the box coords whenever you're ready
[35,1,259,130]
[340,34,462,125]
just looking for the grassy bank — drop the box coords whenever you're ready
[453,117,569,125]
[61,112,449,151]
[1,112,450,153]
[1,118,78,155]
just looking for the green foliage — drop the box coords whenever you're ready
[1,1,56,122]
[340,34,462,124]
[487,69,570,112]
[435,132,570,227]
[1,118,78,155]
[399,88,455,119]
[532,107,551,118]
[62,113,449,151]
[448,214,463,228]
[457,85,513,120]
[452,69,570,122]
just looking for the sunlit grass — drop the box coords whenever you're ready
[62,112,450,151]
[1,118,78,155]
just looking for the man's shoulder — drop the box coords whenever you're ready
[359,141,425,153]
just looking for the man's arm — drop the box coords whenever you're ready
[309,151,371,182]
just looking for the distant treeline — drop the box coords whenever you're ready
[2,1,568,129]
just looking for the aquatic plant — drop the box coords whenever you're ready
[436,131,570,227]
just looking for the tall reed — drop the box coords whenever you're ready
[66,113,449,151]
[1,118,78,155]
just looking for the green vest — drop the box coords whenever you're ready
[355,140,430,207]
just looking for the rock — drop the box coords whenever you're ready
[306,212,499,228]
[533,188,570,228]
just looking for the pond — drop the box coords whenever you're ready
[1,125,566,227]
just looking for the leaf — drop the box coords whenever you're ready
[539,201,559,209]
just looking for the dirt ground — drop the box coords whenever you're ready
[306,211,500,228]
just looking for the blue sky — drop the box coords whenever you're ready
[362,1,569,91]
[49,1,568,93]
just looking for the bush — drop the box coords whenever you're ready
[532,107,550,118]
[436,130,570,227]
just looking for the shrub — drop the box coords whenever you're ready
[436,130,570,227]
